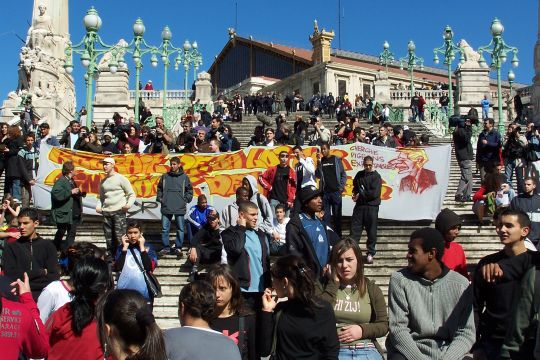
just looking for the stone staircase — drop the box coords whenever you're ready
[29,118,500,332]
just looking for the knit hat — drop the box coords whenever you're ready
[299,185,322,204]
[435,208,462,236]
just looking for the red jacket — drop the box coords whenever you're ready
[46,302,107,360]
[0,292,49,359]
[259,165,297,206]
[441,241,469,279]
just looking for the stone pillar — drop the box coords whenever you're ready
[455,62,491,118]
[92,61,130,126]
[195,71,213,112]
[374,70,391,104]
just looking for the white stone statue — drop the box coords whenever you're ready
[504,91,514,122]
[27,4,54,55]
[458,39,482,68]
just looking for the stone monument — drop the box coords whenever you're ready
[455,39,492,118]
[0,0,75,136]
[93,40,131,125]
[194,71,213,110]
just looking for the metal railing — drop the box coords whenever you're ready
[423,102,449,138]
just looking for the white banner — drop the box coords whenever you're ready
[33,143,451,221]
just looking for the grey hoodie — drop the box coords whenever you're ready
[244,175,274,235]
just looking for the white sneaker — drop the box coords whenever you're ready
[366,254,374,264]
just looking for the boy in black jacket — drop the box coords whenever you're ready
[350,155,382,264]
[221,201,270,311]
[3,208,59,300]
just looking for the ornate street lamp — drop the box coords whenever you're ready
[64,7,121,128]
[399,40,424,97]
[478,18,519,132]
[378,41,395,75]
[433,25,464,116]
[178,39,203,103]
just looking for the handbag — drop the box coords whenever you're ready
[129,248,162,298]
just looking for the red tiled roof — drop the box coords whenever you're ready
[247,38,313,63]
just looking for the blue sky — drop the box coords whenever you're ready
[0,0,536,109]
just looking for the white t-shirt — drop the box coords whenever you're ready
[37,280,72,323]
[272,217,290,244]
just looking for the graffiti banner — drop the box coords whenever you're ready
[33,143,451,221]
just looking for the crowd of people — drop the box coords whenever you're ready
[2,88,540,359]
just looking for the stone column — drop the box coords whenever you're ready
[195,71,213,112]
[92,62,130,126]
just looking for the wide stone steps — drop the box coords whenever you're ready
[39,120,497,331]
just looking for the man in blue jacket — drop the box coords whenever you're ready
[157,156,193,257]
[476,118,502,181]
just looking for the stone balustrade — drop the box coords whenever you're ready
[128,89,194,100]
[390,89,449,102]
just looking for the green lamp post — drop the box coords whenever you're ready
[478,18,519,133]
[378,41,395,75]
[433,25,464,116]
[399,40,424,98]
[127,18,160,123]
[177,40,203,104]
[64,7,121,128]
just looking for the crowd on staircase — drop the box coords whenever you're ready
[2,95,540,359]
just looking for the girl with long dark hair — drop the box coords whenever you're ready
[320,238,388,359]
[97,289,167,360]
[46,257,113,359]
[208,264,257,359]
[37,242,105,323]
[261,254,339,359]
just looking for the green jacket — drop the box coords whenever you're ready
[318,276,389,355]
[501,266,539,360]
[51,176,78,224]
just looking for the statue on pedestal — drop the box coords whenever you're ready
[458,39,482,69]
[503,91,514,122]
[27,4,54,56]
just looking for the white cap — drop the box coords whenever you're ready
[102,157,115,165]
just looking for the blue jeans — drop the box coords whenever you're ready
[411,105,418,121]
[482,108,489,119]
[338,347,382,360]
[11,178,21,202]
[161,214,185,249]
[442,105,449,115]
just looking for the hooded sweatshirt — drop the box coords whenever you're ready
[46,302,106,360]
[157,168,194,215]
[243,175,273,235]
[435,208,468,278]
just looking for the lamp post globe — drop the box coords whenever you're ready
[408,41,415,52]
[383,40,389,50]
[192,41,198,49]
[161,26,172,42]
[490,18,504,37]
[444,25,453,41]
[507,69,515,82]
[133,18,145,37]
[183,39,191,51]
[83,7,101,32]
